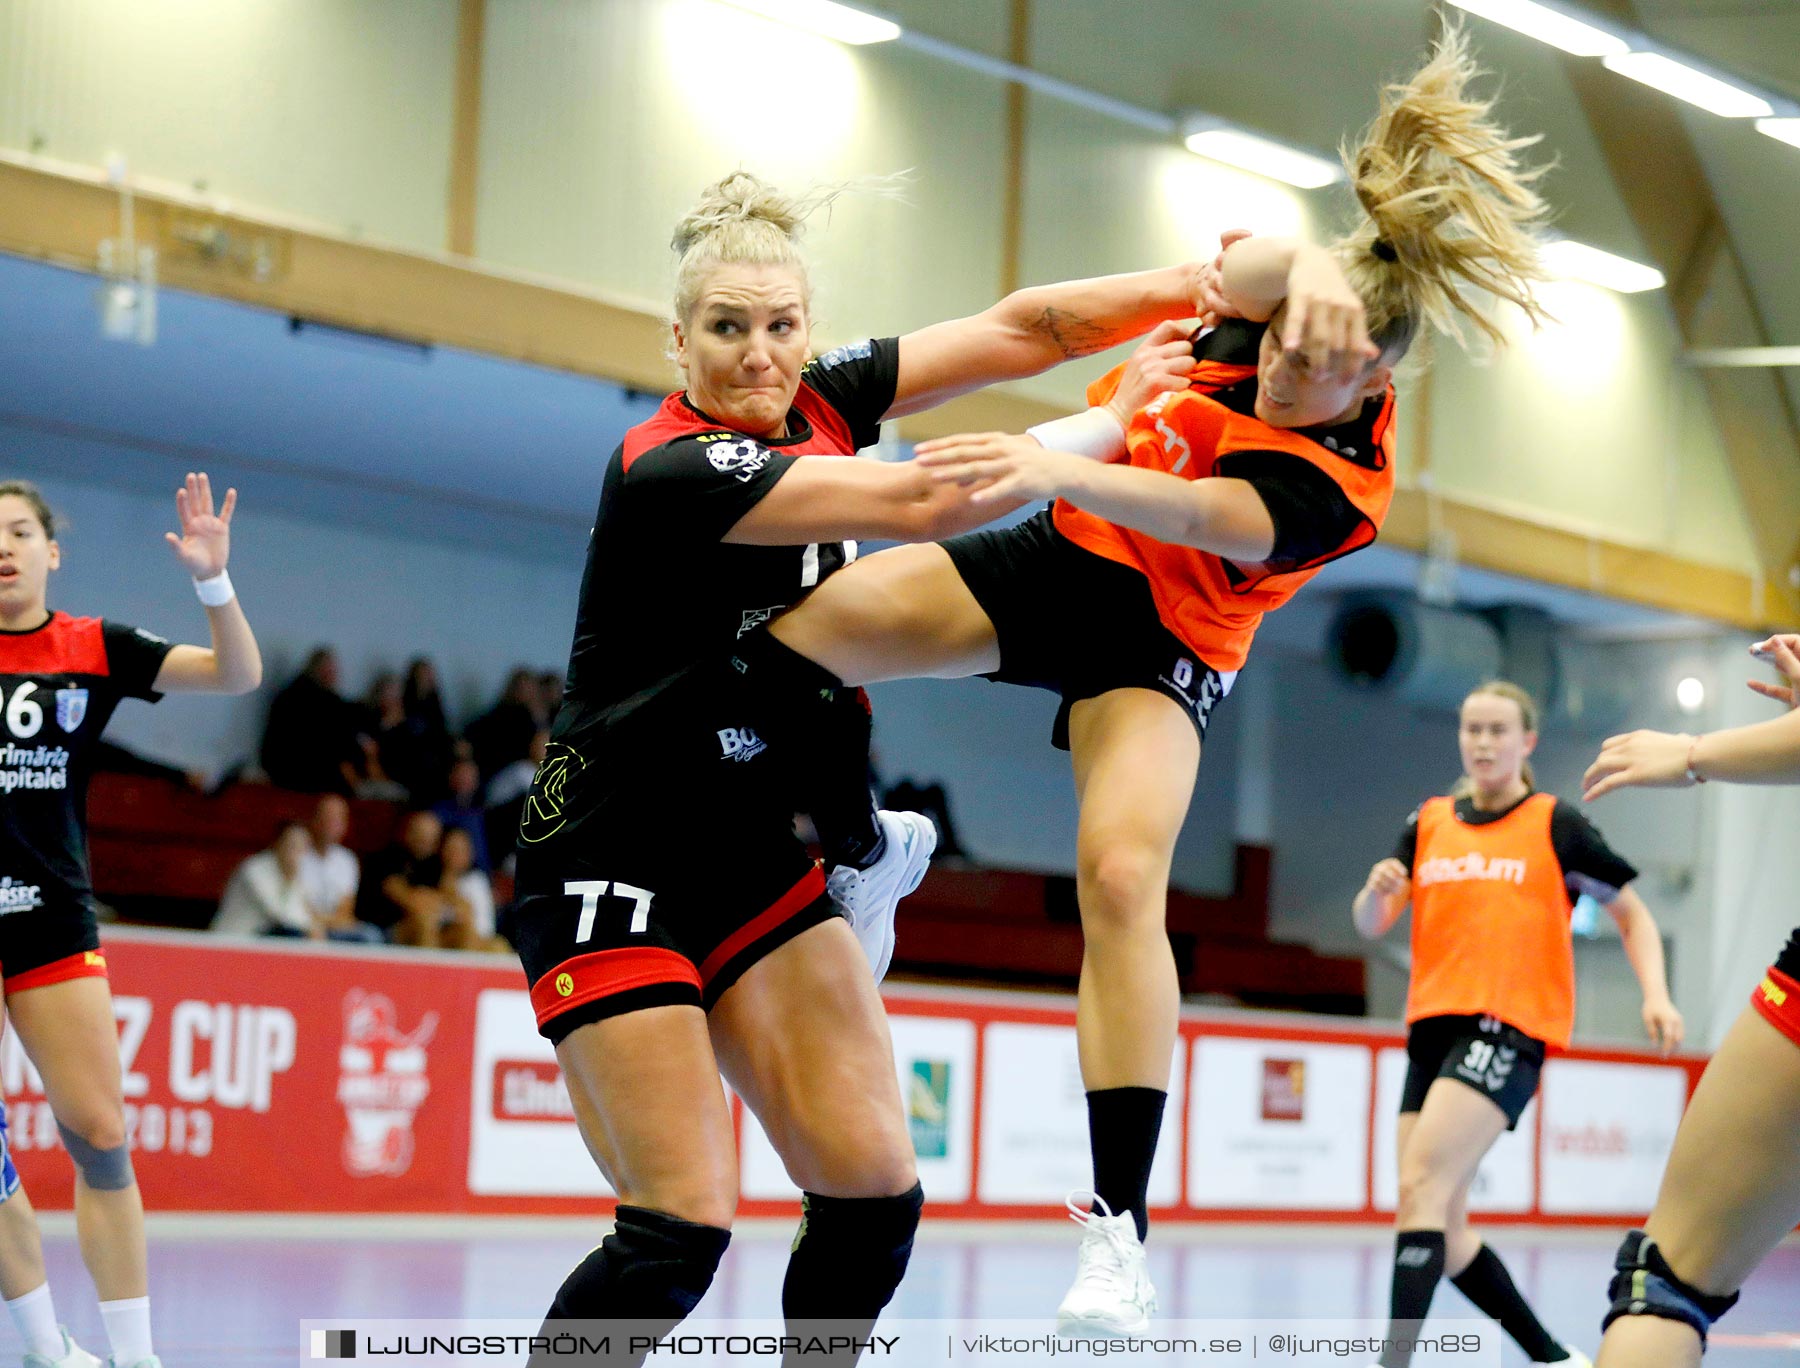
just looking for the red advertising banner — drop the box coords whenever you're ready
[3,930,1709,1222]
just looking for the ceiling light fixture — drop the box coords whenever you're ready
[1443,0,1627,58]
[1182,125,1343,189]
[1540,240,1665,294]
[1601,52,1773,118]
[715,0,899,45]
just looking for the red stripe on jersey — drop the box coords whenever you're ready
[530,946,702,1027]
[621,386,858,469]
[1751,966,1800,1051]
[0,613,109,675]
[4,949,109,995]
[697,863,828,986]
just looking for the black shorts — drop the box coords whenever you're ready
[0,897,105,995]
[942,508,1233,749]
[511,672,843,1044]
[1401,1014,1546,1129]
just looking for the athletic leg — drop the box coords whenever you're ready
[530,1005,738,1366]
[6,976,151,1365]
[1380,1079,1508,1368]
[1596,1006,1800,1368]
[709,918,920,1363]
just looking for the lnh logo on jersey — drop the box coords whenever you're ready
[54,688,87,732]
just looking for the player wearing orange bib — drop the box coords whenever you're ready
[1581,633,1800,1368]
[1354,682,1682,1368]
[716,30,1554,1330]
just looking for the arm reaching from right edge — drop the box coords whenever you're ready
[1583,634,1800,797]
[1352,857,1411,939]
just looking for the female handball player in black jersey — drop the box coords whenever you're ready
[509,172,1221,1354]
[705,31,1555,1333]
[1581,633,1800,1368]
[0,475,261,1368]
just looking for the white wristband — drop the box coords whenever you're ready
[194,570,235,607]
[1025,407,1127,461]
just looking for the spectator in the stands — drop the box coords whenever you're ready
[361,671,416,794]
[260,647,361,793]
[438,826,501,951]
[537,669,565,724]
[400,655,455,802]
[296,794,382,943]
[357,809,446,945]
[465,667,544,782]
[212,824,315,938]
[432,755,491,871]
[484,729,547,873]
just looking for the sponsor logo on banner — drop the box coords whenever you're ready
[1259,1058,1306,1123]
[491,1060,574,1123]
[1538,1058,1687,1214]
[907,1060,951,1158]
[337,990,438,1178]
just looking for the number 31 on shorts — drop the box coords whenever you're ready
[565,880,654,942]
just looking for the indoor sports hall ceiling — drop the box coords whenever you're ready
[0,251,1709,642]
[872,0,1800,427]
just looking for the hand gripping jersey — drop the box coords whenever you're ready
[1055,322,1396,672]
[1402,792,1637,1048]
[0,614,172,915]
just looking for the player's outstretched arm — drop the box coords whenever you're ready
[151,471,264,696]
[1583,634,1800,797]
[1602,885,1683,1055]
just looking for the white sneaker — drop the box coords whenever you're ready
[1055,1192,1157,1335]
[23,1327,101,1368]
[826,810,936,981]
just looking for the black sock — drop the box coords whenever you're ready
[1381,1230,1447,1368]
[1086,1087,1165,1241]
[728,631,884,869]
[1451,1244,1567,1362]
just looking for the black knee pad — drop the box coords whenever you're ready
[549,1205,732,1321]
[1603,1229,1739,1347]
[782,1183,924,1320]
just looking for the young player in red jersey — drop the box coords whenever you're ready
[510,172,1218,1359]
[1582,634,1800,1368]
[0,475,261,1368]
[1354,681,1681,1368]
[705,29,1553,1331]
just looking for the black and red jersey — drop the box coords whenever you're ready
[0,613,173,914]
[525,337,899,844]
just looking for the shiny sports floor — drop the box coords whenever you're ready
[21,1220,1800,1365]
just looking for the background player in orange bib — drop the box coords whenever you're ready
[1581,634,1800,1367]
[0,476,261,1368]
[710,29,1552,1331]
[1353,681,1681,1368]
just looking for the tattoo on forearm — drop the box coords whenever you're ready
[1028,307,1116,359]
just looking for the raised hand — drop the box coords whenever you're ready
[1365,857,1409,897]
[1581,730,1694,801]
[1282,245,1379,384]
[1642,995,1685,1056]
[1746,633,1800,710]
[164,471,236,580]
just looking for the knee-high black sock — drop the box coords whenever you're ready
[729,631,885,869]
[1086,1088,1166,1241]
[1451,1244,1568,1362]
[1380,1230,1447,1368]
[530,1206,731,1366]
[781,1184,925,1366]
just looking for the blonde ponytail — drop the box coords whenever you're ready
[1333,26,1553,356]
[1451,679,1541,798]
